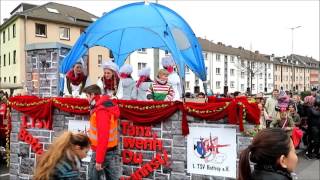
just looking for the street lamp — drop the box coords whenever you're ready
[289,25,302,91]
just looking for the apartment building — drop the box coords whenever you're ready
[0,2,109,96]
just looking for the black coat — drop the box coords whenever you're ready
[250,165,293,180]
[305,106,320,128]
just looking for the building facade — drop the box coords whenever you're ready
[0,2,109,96]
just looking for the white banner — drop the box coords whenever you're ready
[187,126,237,178]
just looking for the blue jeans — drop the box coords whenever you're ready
[89,148,121,180]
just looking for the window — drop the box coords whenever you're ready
[241,71,245,79]
[13,24,16,38]
[0,77,1,82]
[186,81,190,89]
[286,76,288,81]
[275,75,277,81]
[296,76,298,81]
[0,56,1,67]
[13,50,16,64]
[216,68,220,75]
[3,54,6,66]
[259,84,263,90]
[216,81,221,89]
[259,73,262,79]
[286,67,288,72]
[268,73,271,79]
[60,27,70,40]
[241,84,244,91]
[300,76,302,81]
[230,56,235,63]
[268,64,271,69]
[9,77,11,83]
[98,55,102,67]
[3,31,5,43]
[203,52,208,60]
[165,50,170,55]
[14,76,17,83]
[4,77,6,82]
[241,60,245,67]
[138,62,147,70]
[8,52,10,65]
[286,84,288,89]
[230,81,235,88]
[224,55,228,61]
[252,84,256,90]
[230,69,235,76]
[137,48,147,53]
[216,54,220,62]
[275,65,277,71]
[35,23,47,37]
[8,27,10,41]
[32,57,38,68]
[251,62,255,69]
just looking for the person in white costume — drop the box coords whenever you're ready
[131,67,153,101]
[116,64,135,100]
[96,60,120,97]
[63,62,90,98]
[161,56,182,101]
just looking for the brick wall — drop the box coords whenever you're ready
[9,110,253,180]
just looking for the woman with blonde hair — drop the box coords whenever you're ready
[34,131,90,180]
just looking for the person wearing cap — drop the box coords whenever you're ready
[146,69,174,101]
[131,67,153,101]
[97,60,120,97]
[116,64,135,100]
[161,56,182,101]
[63,62,90,98]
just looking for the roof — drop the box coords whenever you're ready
[290,54,319,69]
[10,3,38,15]
[1,2,97,29]
[198,37,271,63]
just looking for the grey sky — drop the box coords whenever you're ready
[1,0,319,60]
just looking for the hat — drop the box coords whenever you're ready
[138,67,151,77]
[161,56,175,67]
[119,64,133,74]
[102,60,119,73]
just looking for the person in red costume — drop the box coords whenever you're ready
[83,84,121,180]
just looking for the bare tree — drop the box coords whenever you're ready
[235,59,265,95]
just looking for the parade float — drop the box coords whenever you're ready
[5,2,260,180]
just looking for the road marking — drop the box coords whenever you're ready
[0,173,9,177]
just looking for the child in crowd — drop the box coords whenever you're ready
[63,62,90,98]
[146,69,174,101]
[288,104,301,126]
[116,64,135,100]
[96,60,120,97]
[131,67,153,101]
[34,132,90,180]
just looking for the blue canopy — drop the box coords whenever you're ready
[59,2,206,92]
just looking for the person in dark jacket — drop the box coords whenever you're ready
[238,128,298,180]
[304,96,320,159]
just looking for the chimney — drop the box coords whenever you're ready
[3,18,8,22]
[238,46,242,49]
[218,42,222,45]
[254,50,259,54]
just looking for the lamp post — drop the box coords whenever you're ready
[289,25,301,91]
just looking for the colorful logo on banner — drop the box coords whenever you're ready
[120,122,169,180]
[193,134,229,163]
[187,126,237,179]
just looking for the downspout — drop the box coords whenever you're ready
[24,15,33,96]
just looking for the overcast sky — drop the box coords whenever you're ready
[1,0,319,60]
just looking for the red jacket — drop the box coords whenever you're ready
[90,95,120,164]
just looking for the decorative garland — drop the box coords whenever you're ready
[8,96,261,136]
[5,105,11,167]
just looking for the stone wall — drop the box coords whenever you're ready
[9,110,253,180]
[25,47,71,97]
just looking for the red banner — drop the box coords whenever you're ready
[8,96,260,135]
